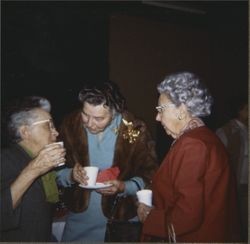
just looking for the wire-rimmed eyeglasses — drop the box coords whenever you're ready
[30,119,56,131]
[155,103,175,113]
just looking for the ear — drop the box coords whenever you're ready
[19,125,31,140]
[177,104,189,120]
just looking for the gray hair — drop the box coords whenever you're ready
[157,72,213,117]
[6,96,51,142]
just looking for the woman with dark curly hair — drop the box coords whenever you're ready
[137,72,240,242]
[56,80,158,241]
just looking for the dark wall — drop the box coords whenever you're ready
[109,13,211,137]
[108,1,248,162]
[2,1,109,124]
[206,3,248,128]
[2,1,248,155]
[1,1,110,147]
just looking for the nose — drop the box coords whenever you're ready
[86,117,94,128]
[52,128,59,137]
[49,122,59,137]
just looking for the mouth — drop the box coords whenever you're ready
[85,125,96,131]
[87,128,100,134]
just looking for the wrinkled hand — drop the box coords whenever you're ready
[72,163,88,184]
[96,180,125,195]
[28,143,66,176]
[137,202,153,223]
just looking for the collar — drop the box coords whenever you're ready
[172,117,205,146]
[18,143,35,158]
[109,113,122,134]
[234,119,247,131]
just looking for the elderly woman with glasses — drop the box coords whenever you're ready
[1,96,66,241]
[137,72,240,242]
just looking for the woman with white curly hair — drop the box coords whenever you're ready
[137,72,240,242]
[1,96,66,241]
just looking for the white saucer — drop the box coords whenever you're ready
[79,182,112,189]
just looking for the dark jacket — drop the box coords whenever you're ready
[59,110,158,220]
[216,119,247,185]
[0,144,53,242]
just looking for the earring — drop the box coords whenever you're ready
[178,115,183,120]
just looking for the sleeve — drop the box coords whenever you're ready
[56,167,74,187]
[143,209,167,239]
[0,151,22,231]
[0,187,22,231]
[123,177,145,196]
[143,138,207,238]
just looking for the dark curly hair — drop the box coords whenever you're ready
[78,80,126,113]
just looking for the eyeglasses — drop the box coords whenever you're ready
[156,103,175,113]
[30,119,56,131]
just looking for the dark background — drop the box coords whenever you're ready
[1,1,248,161]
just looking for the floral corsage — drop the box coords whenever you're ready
[122,118,141,144]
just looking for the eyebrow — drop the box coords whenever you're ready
[81,111,104,119]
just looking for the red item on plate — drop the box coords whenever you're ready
[96,166,120,182]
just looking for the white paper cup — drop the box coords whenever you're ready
[55,142,65,166]
[47,142,65,166]
[84,166,99,186]
[136,189,152,206]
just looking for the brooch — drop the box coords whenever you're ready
[122,119,141,144]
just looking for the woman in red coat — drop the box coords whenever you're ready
[137,72,240,242]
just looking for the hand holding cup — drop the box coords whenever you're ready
[136,189,153,207]
[45,141,66,166]
[82,166,99,186]
[29,141,66,176]
[136,189,153,223]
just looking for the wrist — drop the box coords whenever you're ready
[24,160,40,179]
[118,181,125,193]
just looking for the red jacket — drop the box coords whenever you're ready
[142,126,240,242]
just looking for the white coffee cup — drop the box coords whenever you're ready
[45,141,65,166]
[136,189,153,206]
[51,141,65,166]
[84,166,99,186]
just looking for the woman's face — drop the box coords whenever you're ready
[23,108,59,154]
[81,102,113,134]
[156,94,185,139]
